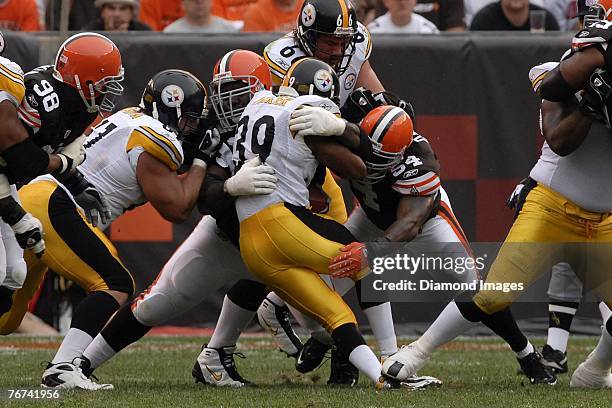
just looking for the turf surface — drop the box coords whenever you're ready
[0,335,608,407]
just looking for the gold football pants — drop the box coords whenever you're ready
[321,168,347,224]
[0,180,134,334]
[240,203,356,332]
[474,184,612,313]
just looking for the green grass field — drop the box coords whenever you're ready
[0,335,609,408]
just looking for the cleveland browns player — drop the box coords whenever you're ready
[0,69,213,390]
[381,6,612,388]
[0,32,121,320]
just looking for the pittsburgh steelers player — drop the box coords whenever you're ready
[381,9,612,388]
[0,69,213,390]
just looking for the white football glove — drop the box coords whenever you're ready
[11,212,45,256]
[289,105,346,137]
[56,135,87,174]
[225,156,277,196]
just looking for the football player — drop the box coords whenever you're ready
[381,8,612,388]
[286,98,473,387]
[0,69,212,390]
[223,0,399,380]
[0,32,122,318]
[74,50,279,388]
[232,57,400,390]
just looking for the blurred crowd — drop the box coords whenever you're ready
[0,0,585,34]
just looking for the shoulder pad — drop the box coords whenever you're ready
[292,95,340,115]
[572,20,612,52]
[264,34,304,84]
[126,125,184,171]
[354,22,372,61]
[0,56,25,106]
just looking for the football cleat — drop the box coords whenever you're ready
[381,342,431,381]
[541,344,568,374]
[192,345,254,387]
[375,375,442,391]
[517,351,557,385]
[570,360,612,388]
[327,346,359,386]
[41,360,113,390]
[295,337,331,373]
[257,297,303,358]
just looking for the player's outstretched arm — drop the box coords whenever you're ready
[137,152,206,223]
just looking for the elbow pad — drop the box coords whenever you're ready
[538,66,577,102]
[1,138,49,184]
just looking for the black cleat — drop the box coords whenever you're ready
[295,337,331,374]
[517,351,557,385]
[541,344,568,374]
[327,346,359,386]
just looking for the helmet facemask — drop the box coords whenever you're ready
[209,73,263,133]
[363,145,406,184]
[299,29,357,76]
[75,66,125,114]
[584,4,612,26]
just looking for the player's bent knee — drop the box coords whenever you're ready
[2,260,26,290]
[132,293,181,327]
[472,293,511,315]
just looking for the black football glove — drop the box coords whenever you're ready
[340,87,381,123]
[74,185,111,227]
[373,91,416,124]
[579,69,612,126]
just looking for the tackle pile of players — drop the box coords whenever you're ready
[0,0,610,393]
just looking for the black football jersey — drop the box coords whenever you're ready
[350,133,441,231]
[17,66,99,152]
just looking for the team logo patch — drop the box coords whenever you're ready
[162,85,184,108]
[344,73,356,90]
[302,4,316,27]
[314,69,333,93]
[319,102,334,111]
[276,58,290,69]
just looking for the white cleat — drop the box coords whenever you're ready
[192,345,253,387]
[41,362,113,390]
[257,297,303,358]
[382,342,432,381]
[570,361,612,389]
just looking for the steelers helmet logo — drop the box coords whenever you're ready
[302,3,316,27]
[314,69,333,93]
[161,84,184,108]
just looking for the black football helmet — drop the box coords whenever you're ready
[140,69,207,138]
[0,31,5,56]
[281,58,340,104]
[296,0,358,76]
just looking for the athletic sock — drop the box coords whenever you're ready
[586,316,612,372]
[361,302,397,357]
[51,291,119,364]
[82,303,152,370]
[208,295,255,349]
[547,301,578,353]
[416,301,477,354]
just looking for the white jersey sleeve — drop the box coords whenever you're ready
[0,56,25,107]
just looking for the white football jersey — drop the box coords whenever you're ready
[263,22,372,107]
[33,107,184,229]
[233,90,340,222]
[528,60,612,212]
[0,56,25,107]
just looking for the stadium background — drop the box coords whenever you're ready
[4,30,601,331]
